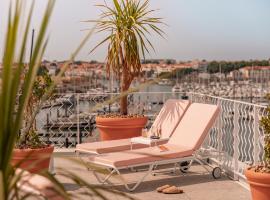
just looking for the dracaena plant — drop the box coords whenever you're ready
[0,1,135,199]
[89,0,164,115]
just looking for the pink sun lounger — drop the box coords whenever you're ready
[75,99,190,154]
[87,103,220,191]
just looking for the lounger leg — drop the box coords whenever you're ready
[176,160,193,174]
[194,158,211,174]
[92,169,116,185]
[75,151,94,171]
[130,167,138,172]
[115,165,154,192]
[151,163,178,176]
[173,163,178,174]
[49,154,55,174]
[151,164,161,176]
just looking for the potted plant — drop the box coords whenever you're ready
[11,68,54,173]
[90,0,164,140]
[245,98,270,200]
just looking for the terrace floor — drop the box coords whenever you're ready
[53,154,251,200]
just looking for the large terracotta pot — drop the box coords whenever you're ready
[12,145,54,173]
[245,169,270,200]
[96,116,148,141]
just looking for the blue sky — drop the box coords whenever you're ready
[1,0,270,62]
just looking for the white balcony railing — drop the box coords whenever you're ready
[35,92,267,181]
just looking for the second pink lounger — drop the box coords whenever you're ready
[75,99,190,154]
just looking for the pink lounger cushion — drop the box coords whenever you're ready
[88,103,220,168]
[88,144,193,167]
[168,103,220,151]
[76,99,190,154]
[151,99,191,138]
[76,138,145,154]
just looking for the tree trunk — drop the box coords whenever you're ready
[120,92,128,115]
[120,68,131,115]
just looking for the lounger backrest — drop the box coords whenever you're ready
[151,99,190,139]
[168,103,220,150]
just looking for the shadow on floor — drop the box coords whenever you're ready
[95,172,228,193]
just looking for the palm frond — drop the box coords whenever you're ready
[87,0,164,114]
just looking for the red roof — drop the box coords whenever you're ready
[242,66,270,71]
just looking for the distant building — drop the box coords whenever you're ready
[240,66,270,81]
[141,59,176,65]
[198,60,208,72]
[46,62,58,76]
[174,63,193,70]
[156,65,171,74]
[228,70,243,80]
[213,73,226,79]
[198,72,210,79]
[64,61,105,77]
[189,59,200,69]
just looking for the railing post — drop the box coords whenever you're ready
[253,106,259,165]
[189,93,194,103]
[76,94,80,145]
[217,99,222,163]
[162,93,165,104]
[233,102,240,180]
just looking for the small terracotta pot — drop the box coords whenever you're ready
[245,169,270,200]
[12,145,54,173]
[96,116,148,141]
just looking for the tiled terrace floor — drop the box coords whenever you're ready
[53,155,251,200]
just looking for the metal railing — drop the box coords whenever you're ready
[36,91,267,180]
[188,92,267,181]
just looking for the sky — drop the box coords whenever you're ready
[1,0,270,62]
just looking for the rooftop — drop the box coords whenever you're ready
[54,155,251,200]
[35,91,266,199]
[241,66,270,71]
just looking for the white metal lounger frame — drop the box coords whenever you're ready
[75,147,186,174]
[85,150,221,192]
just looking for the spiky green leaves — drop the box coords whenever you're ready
[89,0,164,114]
[90,0,164,80]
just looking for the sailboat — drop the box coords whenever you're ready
[172,84,182,93]
[158,79,172,85]
[172,70,182,93]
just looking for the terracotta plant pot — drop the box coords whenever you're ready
[12,145,54,173]
[245,169,270,200]
[96,116,148,141]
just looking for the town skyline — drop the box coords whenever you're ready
[1,0,270,62]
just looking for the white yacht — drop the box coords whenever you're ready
[158,79,172,86]
[172,84,182,93]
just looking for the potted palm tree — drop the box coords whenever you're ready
[245,99,270,200]
[91,0,164,140]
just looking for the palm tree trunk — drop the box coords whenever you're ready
[120,67,130,115]
[120,93,128,115]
